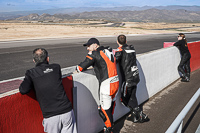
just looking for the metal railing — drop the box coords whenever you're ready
[166,88,200,133]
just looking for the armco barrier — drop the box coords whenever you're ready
[0,75,73,133]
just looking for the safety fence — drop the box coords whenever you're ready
[0,41,200,133]
[165,88,200,133]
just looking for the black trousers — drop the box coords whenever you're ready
[121,83,138,109]
[178,53,191,77]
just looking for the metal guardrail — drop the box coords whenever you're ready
[165,88,200,133]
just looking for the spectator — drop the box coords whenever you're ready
[115,35,149,123]
[19,48,77,133]
[76,38,119,133]
[174,33,191,82]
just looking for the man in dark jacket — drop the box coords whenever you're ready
[76,38,119,133]
[115,35,149,123]
[19,48,77,133]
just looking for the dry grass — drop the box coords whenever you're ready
[1,21,200,41]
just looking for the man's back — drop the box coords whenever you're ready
[115,44,139,87]
[19,62,72,118]
[79,46,118,83]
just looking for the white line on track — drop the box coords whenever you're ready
[0,31,198,44]
[0,32,184,44]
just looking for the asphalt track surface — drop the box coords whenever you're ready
[0,32,200,133]
[113,69,200,133]
[0,32,200,81]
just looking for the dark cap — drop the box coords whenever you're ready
[83,38,100,46]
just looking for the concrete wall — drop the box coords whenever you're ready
[136,47,181,103]
[72,46,181,133]
[188,41,200,71]
[163,41,200,71]
[73,65,129,133]
[0,41,200,133]
[0,76,74,133]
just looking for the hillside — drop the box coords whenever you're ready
[15,9,200,23]
[1,5,200,21]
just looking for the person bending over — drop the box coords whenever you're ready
[19,48,77,133]
[76,38,119,133]
[174,33,191,82]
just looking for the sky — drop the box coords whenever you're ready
[0,0,200,12]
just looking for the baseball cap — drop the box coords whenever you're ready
[83,38,100,46]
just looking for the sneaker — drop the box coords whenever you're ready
[104,126,113,133]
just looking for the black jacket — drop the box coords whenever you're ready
[77,46,118,84]
[173,39,190,55]
[115,44,140,87]
[19,61,72,118]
